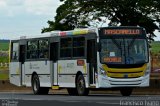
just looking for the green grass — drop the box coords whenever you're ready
[0,56,9,63]
[0,66,9,71]
[151,41,160,54]
[0,73,9,80]
[0,40,9,63]
[0,42,9,51]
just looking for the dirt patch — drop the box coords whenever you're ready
[0,80,32,92]
[133,88,160,95]
[0,70,8,74]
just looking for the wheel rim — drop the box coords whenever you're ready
[33,77,38,92]
[77,78,84,93]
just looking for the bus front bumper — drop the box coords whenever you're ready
[97,74,150,88]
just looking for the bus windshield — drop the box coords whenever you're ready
[100,38,148,64]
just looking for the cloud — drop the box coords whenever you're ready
[0,0,61,16]
[24,0,60,15]
[0,0,7,7]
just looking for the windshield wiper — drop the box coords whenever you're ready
[127,36,138,57]
[111,37,122,50]
[128,36,137,48]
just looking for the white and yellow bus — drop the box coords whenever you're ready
[9,26,150,96]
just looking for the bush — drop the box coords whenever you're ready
[0,51,9,63]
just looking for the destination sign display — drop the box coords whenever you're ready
[103,57,122,63]
[103,29,141,35]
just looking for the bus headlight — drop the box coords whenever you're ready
[145,65,150,76]
[100,68,106,76]
[145,71,150,76]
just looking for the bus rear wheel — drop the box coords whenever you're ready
[76,74,89,96]
[32,74,49,95]
[120,88,133,96]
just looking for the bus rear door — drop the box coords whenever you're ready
[19,43,26,85]
[50,39,59,86]
[10,40,26,86]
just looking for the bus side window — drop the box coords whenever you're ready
[73,37,85,57]
[11,42,19,60]
[60,38,72,58]
[39,39,49,59]
[27,40,38,59]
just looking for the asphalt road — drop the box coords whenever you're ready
[0,92,160,106]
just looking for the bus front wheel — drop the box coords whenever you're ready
[31,74,49,95]
[76,74,89,96]
[120,88,133,96]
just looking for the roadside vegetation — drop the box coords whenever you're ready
[0,40,9,80]
[151,41,160,72]
[0,73,9,80]
[151,41,160,54]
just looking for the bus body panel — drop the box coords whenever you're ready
[53,62,58,85]
[22,64,25,85]
[9,62,22,86]
[24,61,52,87]
[58,59,89,87]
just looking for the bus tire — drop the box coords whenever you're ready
[31,74,49,95]
[120,88,133,96]
[67,88,77,96]
[76,74,89,96]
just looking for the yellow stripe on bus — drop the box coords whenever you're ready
[83,64,87,73]
[102,64,147,78]
[73,30,89,35]
[107,72,144,78]
[58,65,62,73]
[102,64,147,73]
[16,68,20,74]
[52,86,59,90]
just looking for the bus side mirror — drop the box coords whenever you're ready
[98,43,101,52]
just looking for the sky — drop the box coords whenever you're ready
[0,0,62,39]
[0,0,159,41]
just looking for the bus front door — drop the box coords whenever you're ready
[87,39,97,86]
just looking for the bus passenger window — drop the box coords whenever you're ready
[11,42,19,60]
[39,39,49,59]
[27,40,38,59]
[73,37,85,57]
[60,38,72,58]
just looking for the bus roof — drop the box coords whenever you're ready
[10,33,51,41]
[12,26,145,41]
[50,28,96,37]
[11,28,96,41]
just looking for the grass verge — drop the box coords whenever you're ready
[0,67,9,71]
[0,73,9,80]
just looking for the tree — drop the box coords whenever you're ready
[42,0,160,40]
